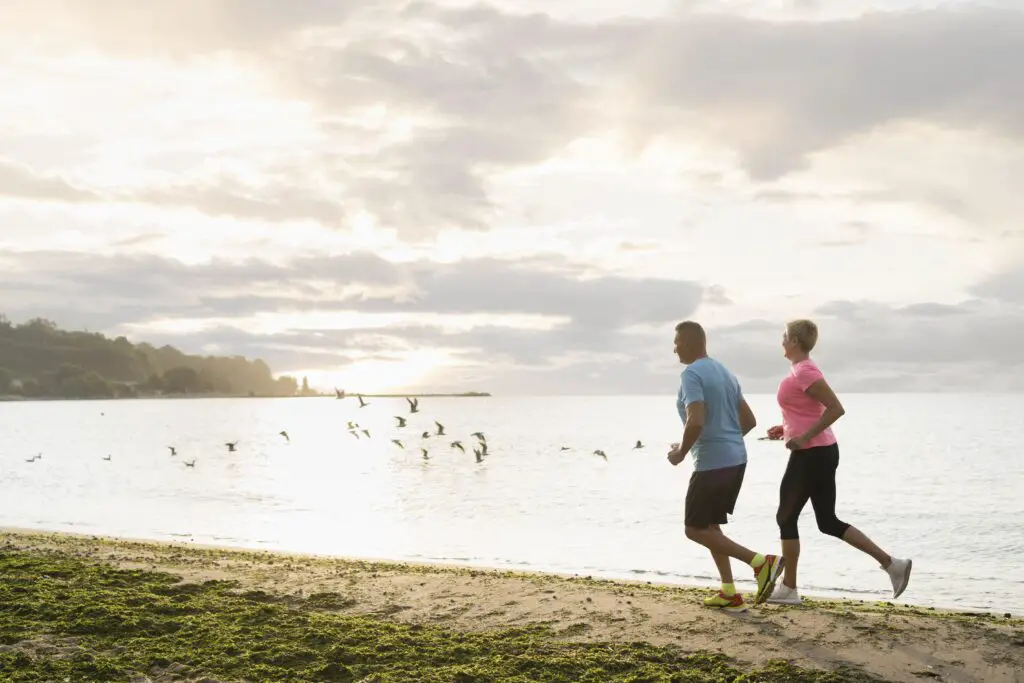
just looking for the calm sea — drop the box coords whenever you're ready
[1,395,1021,614]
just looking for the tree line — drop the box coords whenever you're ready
[0,315,305,399]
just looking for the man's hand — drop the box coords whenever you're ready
[667,445,685,466]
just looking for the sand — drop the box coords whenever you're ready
[2,529,1022,682]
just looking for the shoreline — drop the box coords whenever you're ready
[2,529,1021,682]
[0,392,492,402]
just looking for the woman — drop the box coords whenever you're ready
[768,319,912,605]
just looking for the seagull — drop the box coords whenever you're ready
[406,397,419,413]
[102,454,111,461]
[391,439,404,448]
[633,440,644,449]
[335,388,344,399]
[349,430,361,439]
[451,440,464,453]
[593,449,608,460]
[357,394,369,408]
[420,448,429,460]
[560,446,570,451]
[394,416,407,428]
[225,441,238,452]
[360,429,370,438]
[471,431,486,442]
[435,421,445,436]
[421,431,431,439]
[184,460,196,468]
[478,442,488,456]
[167,446,177,456]
[25,456,38,463]
[347,421,358,431]
[472,447,484,463]
[279,430,290,442]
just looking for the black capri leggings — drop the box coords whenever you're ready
[776,443,851,540]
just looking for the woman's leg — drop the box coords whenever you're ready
[776,452,811,589]
[808,446,891,566]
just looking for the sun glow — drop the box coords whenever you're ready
[300,349,455,394]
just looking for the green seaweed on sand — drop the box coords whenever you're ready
[0,551,887,682]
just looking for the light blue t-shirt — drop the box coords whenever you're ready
[676,357,748,472]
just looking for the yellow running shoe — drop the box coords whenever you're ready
[703,591,748,613]
[753,554,785,604]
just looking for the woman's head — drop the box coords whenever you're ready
[783,319,817,360]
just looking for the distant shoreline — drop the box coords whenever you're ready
[0,392,492,402]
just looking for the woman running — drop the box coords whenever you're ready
[768,319,912,605]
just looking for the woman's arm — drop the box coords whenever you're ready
[797,378,845,443]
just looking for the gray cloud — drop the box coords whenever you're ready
[625,8,1024,179]
[4,4,1021,235]
[0,250,705,375]
[5,247,1023,391]
[0,159,346,226]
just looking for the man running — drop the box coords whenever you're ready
[669,320,784,611]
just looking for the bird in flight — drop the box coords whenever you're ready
[406,397,419,413]
[361,429,370,438]
[357,394,369,408]
[225,441,238,452]
[421,431,431,439]
[560,446,570,451]
[102,454,111,461]
[167,446,177,456]
[472,447,484,463]
[450,440,464,453]
[391,439,404,448]
[280,430,290,442]
[633,440,644,449]
[435,421,445,436]
[593,449,608,460]
[394,416,407,428]
[471,431,486,443]
[335,388,344,399]
[184,460,196,468]
[420,448,429,460]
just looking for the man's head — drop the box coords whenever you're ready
[673,320,707,364]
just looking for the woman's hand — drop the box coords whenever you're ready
[785,435,809,450]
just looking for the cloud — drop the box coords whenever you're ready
[706,296,1024,391]
[0,159,100,203]
[0,250,706,379]
[622,8,1024,179]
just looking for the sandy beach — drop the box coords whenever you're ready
[1,529,1021,682]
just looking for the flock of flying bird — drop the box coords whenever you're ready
[18,394,652,468]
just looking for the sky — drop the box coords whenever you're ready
[1,0,1023,394]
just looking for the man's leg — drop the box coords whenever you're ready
[685,465,784,604]
[708,525,734,585]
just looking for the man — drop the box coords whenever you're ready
[669,320,784,611]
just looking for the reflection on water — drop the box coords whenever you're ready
[1,394,1021,614]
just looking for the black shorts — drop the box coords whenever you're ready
[685,463,746,529]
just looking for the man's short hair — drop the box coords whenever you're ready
[674,320,706,344]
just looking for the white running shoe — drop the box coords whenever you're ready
[767,583,802,605]
[885,557,912,599]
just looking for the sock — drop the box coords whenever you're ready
[721,582,736,596]
[749,553,765,569]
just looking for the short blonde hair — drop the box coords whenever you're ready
[786,319,818,353]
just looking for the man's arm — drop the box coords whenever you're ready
[669,369,704,465]
[679,401,705,455]
[738,398,757,436]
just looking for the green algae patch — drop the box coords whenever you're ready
[0,550,887,683]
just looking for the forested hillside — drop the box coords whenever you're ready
[0,315,299,399]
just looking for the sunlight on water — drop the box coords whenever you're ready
[1,394,1021,614]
